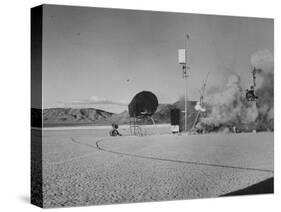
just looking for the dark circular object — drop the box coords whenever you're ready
[128,91,158,117]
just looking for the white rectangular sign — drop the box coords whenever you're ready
[178,49,186,64]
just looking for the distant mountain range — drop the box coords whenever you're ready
[31,100,198,128]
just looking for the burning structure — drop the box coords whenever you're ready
[195,50,274,133]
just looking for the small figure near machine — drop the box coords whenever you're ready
[109,123,122,136]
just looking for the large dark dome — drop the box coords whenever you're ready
[128,91,158,118]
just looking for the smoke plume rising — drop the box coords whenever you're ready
[197,49,274,133]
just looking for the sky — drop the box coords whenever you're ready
[42,5,273,113]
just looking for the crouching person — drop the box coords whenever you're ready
[109,123,122,136]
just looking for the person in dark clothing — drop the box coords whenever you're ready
[109,123,122,136]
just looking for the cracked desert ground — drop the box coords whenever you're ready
[39,127,273,208]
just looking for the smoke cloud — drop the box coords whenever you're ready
[251,49,274,73]
[196,49,274,133]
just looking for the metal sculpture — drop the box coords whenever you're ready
[128,91,158,118]
[128,91,158,135]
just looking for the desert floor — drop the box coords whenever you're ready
[40,127,273,208]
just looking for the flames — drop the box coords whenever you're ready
[196,50,274,133]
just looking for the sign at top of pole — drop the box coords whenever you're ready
[178,49,186,64]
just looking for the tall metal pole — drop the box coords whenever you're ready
[184,67,187,132]
[184,34,190,132]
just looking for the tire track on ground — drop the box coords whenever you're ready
[46,137,273,174]
[44,138,102,165]
[95,139,273,174]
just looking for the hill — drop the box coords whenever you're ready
[38,100,198,128]
[42,108,114,127]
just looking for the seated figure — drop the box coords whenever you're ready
[109,123,122,136]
